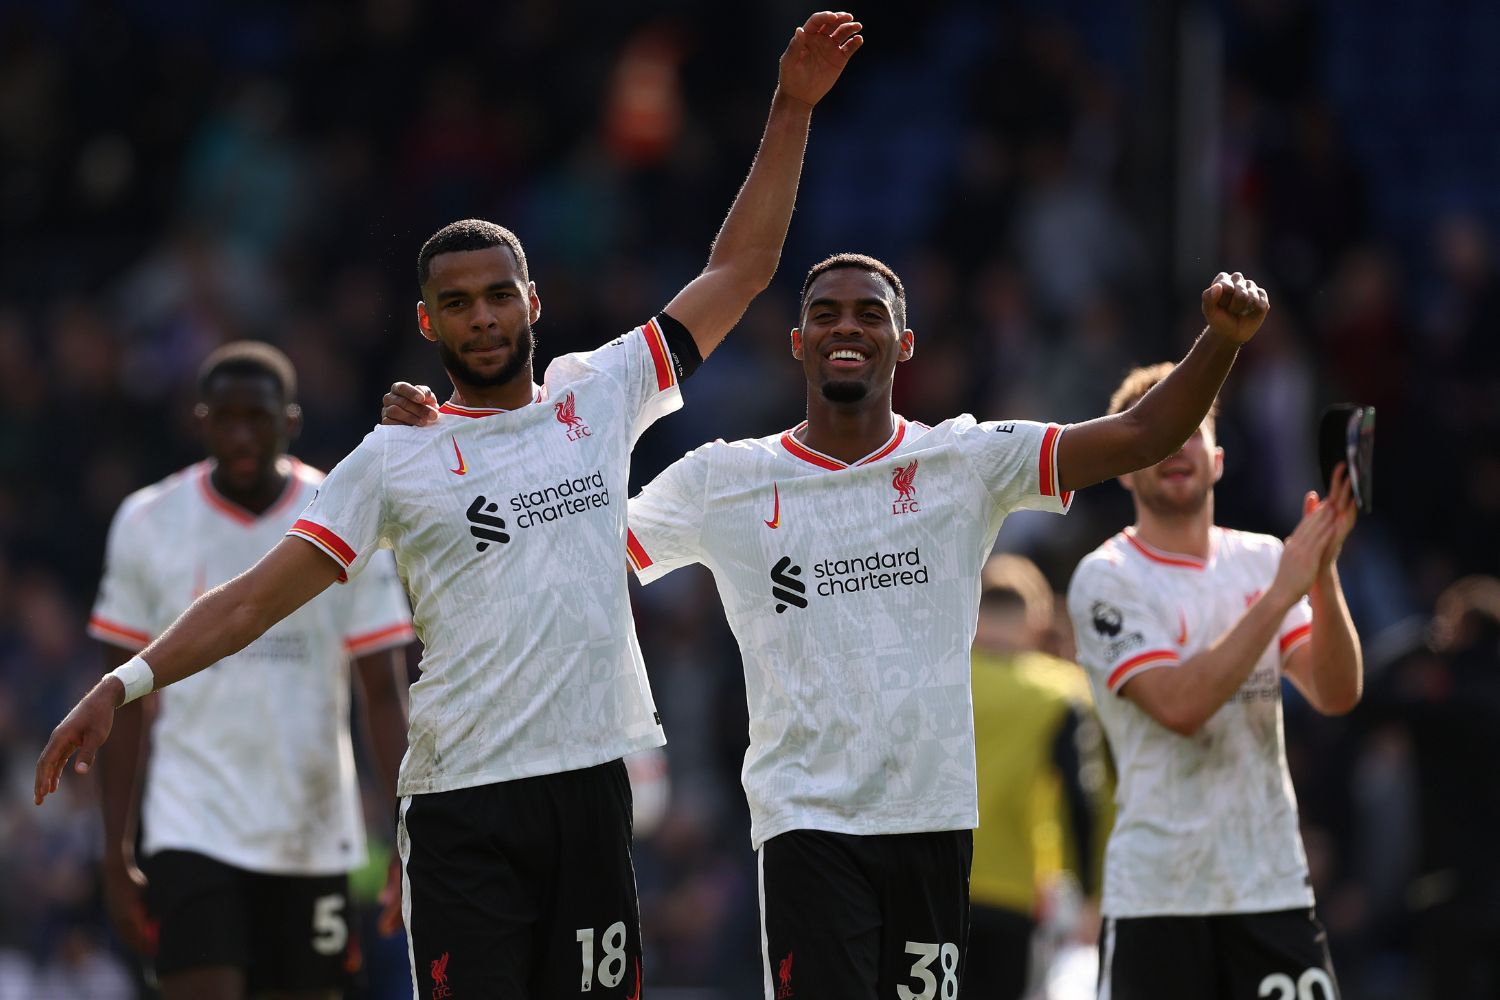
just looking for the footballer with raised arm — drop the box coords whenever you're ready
[1067,364,1360,1000]
[36,13,864,996]
[386,256,1269,997]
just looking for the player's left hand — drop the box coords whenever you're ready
[1200,271,1270,344]
[377,855,404,936]
[778,11,864,109]
[1307,461,1357,572]
[34,680,118,804]
[381,382,439,427]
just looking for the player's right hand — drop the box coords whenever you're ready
[34,679,118,805]
[1200,271,1269,344]
[102,855,155,956]
[381,382,439,427]
[1269,495,1337,605]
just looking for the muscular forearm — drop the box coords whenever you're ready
[1303,567,1363,715]
[704,92,813,292]
[1130,588,1294,735]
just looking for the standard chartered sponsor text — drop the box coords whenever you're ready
[509,470,609,529]
[813,547,929,596]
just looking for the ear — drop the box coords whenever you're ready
[528,281,541,325]
[193,401,209,431]
[1212,445,1225,483]
[898,328,915,362]
[1117,471,1137,495]
[285,402,303,442]
[790,328,803,360]
[416,302,436,343]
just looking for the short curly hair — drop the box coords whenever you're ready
[417,219,529,289]
[198,341,297,403]
[799,253,907,328]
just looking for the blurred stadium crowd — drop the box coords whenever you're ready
[1,1,1498,997]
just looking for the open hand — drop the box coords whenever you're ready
[382,382,439,427]
[1271,498,1338,605]
[1201,271,1270,344]
[778,11,864,109]
[1308,462,1358,572]
[35,679,119,804]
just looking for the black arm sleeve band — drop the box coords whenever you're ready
[656,311,703,381]
[1050,705,1099,896]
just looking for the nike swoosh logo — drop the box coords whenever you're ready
[764,483,780,528]
[449,436,467,475]
[625,957,641,1000]
[1176,610,1188,646]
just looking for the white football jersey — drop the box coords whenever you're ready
[90,459,414,875]
[628,416,1072,848]
[291,321,685,796]
[1067,526,1316,917]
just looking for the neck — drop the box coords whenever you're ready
[1132,494,1216,559]
[211,457,291,516]
[800,385,897,464]
[447,367,537,411]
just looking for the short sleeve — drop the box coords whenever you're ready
[287,431,388,583]
[88,501,156,651]
[1278,599,1313,661]
[550,316,693,444]
[626,446,712,585]
[341,549,415,656]
[954,418,1074,515]
[1067,561,1181,696]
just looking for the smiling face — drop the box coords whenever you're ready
[793,267,914,406]
[1121,422,1223,518]
[417,245,540,390]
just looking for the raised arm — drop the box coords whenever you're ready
[1284,465,1363,715]
[35,537,342,804]
[664,10,863,360]
[1056,272,1268,493]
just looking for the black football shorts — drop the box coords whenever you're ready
[398,758,644,998]
[1099,908,1340,1000]
[758,828,972,1000]
[144,849,352,991]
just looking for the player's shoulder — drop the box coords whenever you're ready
[288,457,327,487]
[113,461,208,528]
[917,413,1049,446]
[1215,525,1283,562]
[1066,535,1136,600]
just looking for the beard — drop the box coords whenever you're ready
[820,379,869,403]
[1135,478,1212,519]
[438,324,535,389]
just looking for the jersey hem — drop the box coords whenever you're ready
[749,810,978,851]
[1100,890,1317,919]
[141,837,366,878]
[396,732,666,798]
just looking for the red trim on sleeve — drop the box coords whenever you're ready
[625,529,654,572]
[88,615,152,649]
[1107,649,1180,691]
[287,520,356,584]
[345,623,415,655]
[643,320,676,391]
[1039,424,1061,498]
[1279,623,1312,654]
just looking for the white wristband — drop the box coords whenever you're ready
[107,655,155,706]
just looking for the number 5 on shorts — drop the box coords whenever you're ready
[896,941,960,1000]
[311,894,348,956]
